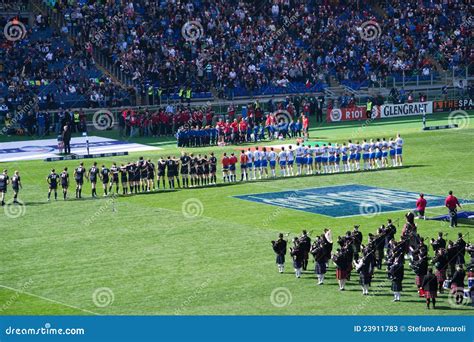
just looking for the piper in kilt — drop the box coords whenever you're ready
[310,236,327,285]
[354,249,373,295]
[298,230,311,271]
[290,237,304,278]
[389,256,404,302]
[332,247,350,291]
[411,248,428,288]
[433,248,448,293]
[421,268,438,309]
[271,233,287,274]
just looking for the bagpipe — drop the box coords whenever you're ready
[310,244,324,261]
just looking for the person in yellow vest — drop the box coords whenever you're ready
[186,87,192,105]
[254,100,260,109]
[366,99,373,119]
[157,87,162,105]
[178,87,185,103]
[73,111,80,133]
[147,85,154,105]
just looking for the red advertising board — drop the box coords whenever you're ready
[326,106,379,122]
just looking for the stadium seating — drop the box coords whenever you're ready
[1,0,471,110]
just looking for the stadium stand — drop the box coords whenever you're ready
[0,1,472,115]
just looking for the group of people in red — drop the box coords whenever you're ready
[120,106,215,138]
[414,191,463,228]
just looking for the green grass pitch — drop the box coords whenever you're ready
[0,111,473,316]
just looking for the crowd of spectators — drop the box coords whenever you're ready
[1,0,471,117]
[0,13,132,112]
[46,0,471,96]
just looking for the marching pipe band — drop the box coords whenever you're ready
[271,213,472,306]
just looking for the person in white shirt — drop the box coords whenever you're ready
[327,143,335,173]
[314,144,322,174]
[287,145,295,176]
[278,147,287,177]
[321,145,329,174]
[389,138,397,166]
[355,142,362,171]
[306,145,314,175]
[341,143,349,172]
[261,147,269,178]
[245,148,254,180]
[382,138,389,168]
[395,133,404,166]
[268,147,277,178]
[254,147,262,180]
[362,139,370,170]
[333,144,341,173]
[295,142,304,176]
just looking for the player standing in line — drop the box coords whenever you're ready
[229,153,237,182]
[87,162,99,198]
[306,144,314,175]
[203,155,210,185]
[109,162,120,194]
[221,152,230,182]
[245,148,254,180]
[74,162,85,199]
[197,154,204,186]
[348,140,355,171]
[261,147,269,178]
[11,171,22,204]
[375,139,383,169]
[268,147,277,178]
[174,157,181,188]
[209,152,217,185]
[334,144,341,173]
[0,169,9,206]
[314,144,321,174]
[133,161,141,193]
[254,147,262,179]
[240,150,248,181]
[119,164,128,194]
[126,162,135,193]
[47,168,59,201]
[100,164,110,196]
[180,152,190,188]
[145,159,155,191]
[166,156,177,189]
[362,139,370,170]
[395,133,404,166]
[321,144,329,174]
[156,157,166,189]
[382,138,389,168]
[287,145,295,176]
[341,143,349,172]
[369,139,376,170]
[295,142,304,176]
[138,157,147,192]
[198,154,206,186]
[389,137,396,166]
[190,155,199,187]
[60,167,69,200]
[278,146,287,177]
[355,141,362,171]
[327,143,335,173]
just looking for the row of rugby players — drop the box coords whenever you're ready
[2,134,405,201]
[223,135,404,180]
